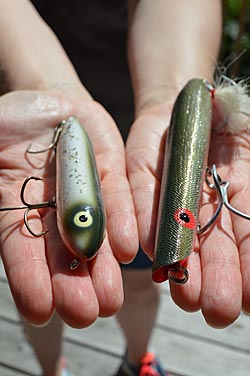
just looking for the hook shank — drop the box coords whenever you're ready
[198,164,250,234]
[0,176,56,236]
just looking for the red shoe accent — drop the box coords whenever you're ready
[139,352,166,376]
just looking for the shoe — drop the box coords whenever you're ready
[114,351,171,376]
[60,357,74,376]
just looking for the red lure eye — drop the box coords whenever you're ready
[174,208,196,229]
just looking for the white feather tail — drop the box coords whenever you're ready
[213,78,250,134]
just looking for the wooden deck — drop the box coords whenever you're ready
[0,259,250,376]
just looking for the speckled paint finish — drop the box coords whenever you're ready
[56,117,106,260]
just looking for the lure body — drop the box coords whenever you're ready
[56,117,106,260]
[152,79,212,283]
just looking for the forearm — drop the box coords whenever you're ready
[128,0,222,113]
[0,0,90,97]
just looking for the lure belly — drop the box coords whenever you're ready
[56,117,106,260]
[152,79,212,284]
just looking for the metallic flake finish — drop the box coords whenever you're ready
[152,79,212,282]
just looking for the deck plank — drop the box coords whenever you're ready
[0,319,40,375]
[157,291,250,353]
[64,310,250,376]
[0,365,31,376]
[1,260,250,376]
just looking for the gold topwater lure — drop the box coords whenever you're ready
[0,117,106,269]
[152,78,250,285]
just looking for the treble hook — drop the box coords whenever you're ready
[0,176,56,236]
[26,122,64,154]
[198,164,250,234]
[19,123,64,233]
[168,263,189,285]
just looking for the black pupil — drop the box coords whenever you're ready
[79,214,88,222]
[180,212,190,223]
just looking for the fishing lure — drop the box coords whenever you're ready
[55,117,105,262]
[152,78,250,285]
[0,117,106,269]
[152,79,211,284]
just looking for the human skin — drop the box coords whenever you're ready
[0,0,248,330]
[0,0,138,328]
[127,0,250,328]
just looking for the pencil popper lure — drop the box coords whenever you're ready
[0,117,106,270]
[152,77,250,285]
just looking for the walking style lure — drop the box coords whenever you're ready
[54,117,106,262]
[152,78,250,285]
[152,79,212,284]
[0,117,106,269]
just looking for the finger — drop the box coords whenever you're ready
[125,165,160,259]
[76,101,139,262]
[44,211,99,329]
[170,246,202,313]
[102,171,139,263]
[88,236,124,317]
[230,190,250,314]
[169,194,219,313]
[171,183,242,327]
[126,114,166,258]
[0,209,54,325]
[199,201,242,328]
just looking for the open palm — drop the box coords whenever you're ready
[0,87,138,328]
[127,102,250,328]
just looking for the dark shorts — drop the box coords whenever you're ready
[121,246,152,269]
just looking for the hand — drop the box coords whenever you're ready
[0,86,138,328]
[126,101,250,328]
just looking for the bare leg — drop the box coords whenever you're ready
[21,312,64,376]
[116,268,161,366]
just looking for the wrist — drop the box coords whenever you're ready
[128,0,222,116]
[134,69,214,117]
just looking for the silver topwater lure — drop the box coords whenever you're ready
[0,117,106,269]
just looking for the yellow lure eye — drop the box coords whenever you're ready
[73,210,93,228]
